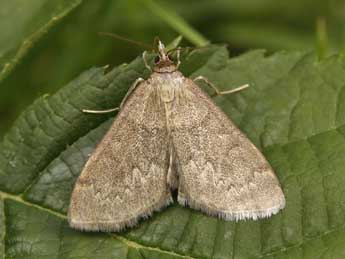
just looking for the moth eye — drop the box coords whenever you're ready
[154,56,160,64]
[168,54,173,61]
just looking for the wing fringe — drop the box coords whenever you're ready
[69,197,173,232]
[178,195,285,221]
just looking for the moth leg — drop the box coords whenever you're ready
[142,51,152,72]
[82,78,144,114]
[193,76,249,97]
[119,78,145,110]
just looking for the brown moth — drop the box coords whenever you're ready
[68,40,285,232]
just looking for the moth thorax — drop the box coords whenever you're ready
[154,64,177,73]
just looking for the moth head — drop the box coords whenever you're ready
[153,39,176,72]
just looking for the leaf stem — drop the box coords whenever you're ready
[139,0,209,47]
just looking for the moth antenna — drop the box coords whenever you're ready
[167,47,183,55]
[166,46,205,57]
[167,43,227,55]
[166,47,182,68]
[98,32,153,50]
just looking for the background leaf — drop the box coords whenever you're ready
[0,0,81,82]
[1,46,345,258]
[1,0,345,137]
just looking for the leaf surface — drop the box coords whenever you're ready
[1,46,345,258]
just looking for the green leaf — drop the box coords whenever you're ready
[0,0,82,83]
[1,46,345,258]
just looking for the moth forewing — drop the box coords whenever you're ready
[68,40,285,232]
[68,78,172,232]
[166,77,285,221]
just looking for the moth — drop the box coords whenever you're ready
[68,40,285,232]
